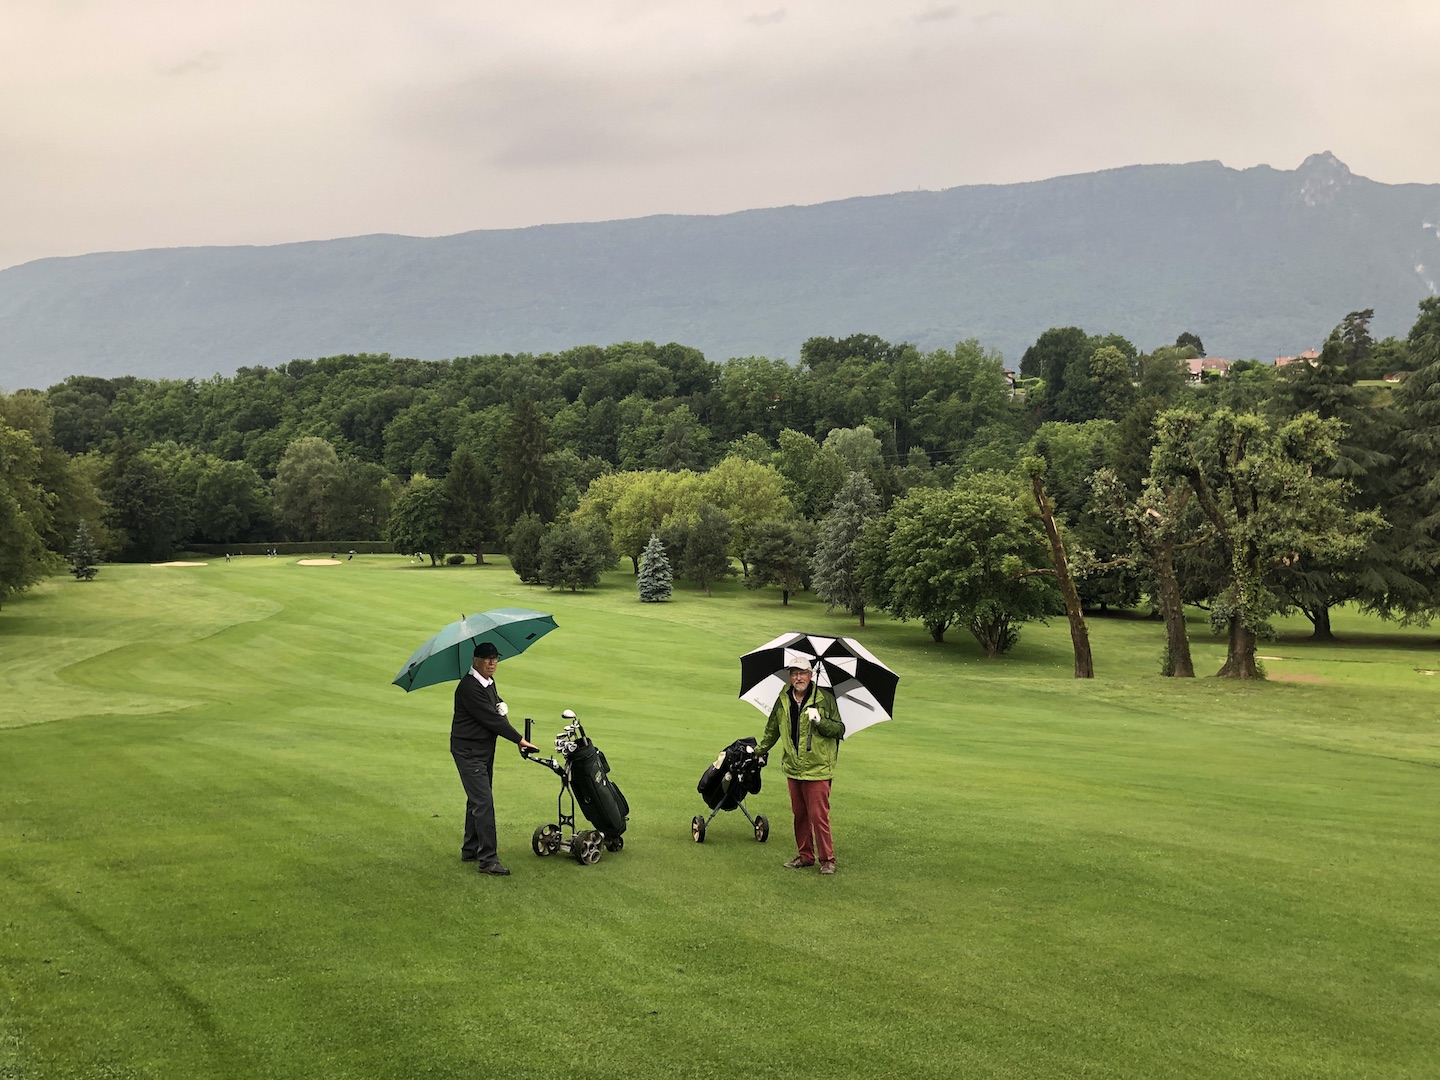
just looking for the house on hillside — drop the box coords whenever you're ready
[1187,357,1234,382]
[1274,348,1320,368]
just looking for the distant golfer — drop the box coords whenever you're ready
[758,659,845,874]
[451,641,537,876]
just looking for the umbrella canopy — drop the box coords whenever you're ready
[393,608,558,692]
[739,632,899,736]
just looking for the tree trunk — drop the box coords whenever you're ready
[1216,618,1261,678]
[858,606,866,628]
[1307,604,1335,641]
[474,550,486,565]
[781,589,790,606]
[1151,543,1194,677]
[630,555,640,575]
[1030,471,1094,678]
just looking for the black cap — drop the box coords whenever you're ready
[473,641,500,659]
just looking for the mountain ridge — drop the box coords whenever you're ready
[2,154,1437,390]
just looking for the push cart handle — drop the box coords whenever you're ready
[521,718,535,756]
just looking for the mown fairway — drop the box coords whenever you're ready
[2,557,1437,1079]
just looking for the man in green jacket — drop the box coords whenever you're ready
[758,658,846,874]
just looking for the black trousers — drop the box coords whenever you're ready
[452,745,499,864]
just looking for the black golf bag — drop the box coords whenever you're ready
[691,736,769,843]
[698,736,764,810]
[523,711,628,865]
[569,741,629,838]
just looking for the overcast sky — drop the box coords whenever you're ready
[2,0,1436,271]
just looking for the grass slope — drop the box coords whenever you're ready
[1,557,1437,1079]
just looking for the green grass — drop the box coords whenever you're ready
[2,556,1438,1079]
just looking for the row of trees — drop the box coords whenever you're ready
[5,300,1438,682]
[37,336,1023,480]
[578,301,1440,679]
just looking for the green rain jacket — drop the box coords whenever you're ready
[758,680,845,781]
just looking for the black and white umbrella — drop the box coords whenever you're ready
[739,632,899,736]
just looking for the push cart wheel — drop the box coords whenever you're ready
[532,824,560,857]
[754,815,769,843]
[604,834,624,852]
[691,816,706,844]
[574,830,604,866]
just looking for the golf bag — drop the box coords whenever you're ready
[691,736,769,844]
[569,741,629,838]
[523,711,628,865]
[698,736,764,810]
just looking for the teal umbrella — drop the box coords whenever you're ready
[392,608,559,692]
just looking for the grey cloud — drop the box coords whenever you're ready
[914,6,959,23]
[744,9,786,26]
[392,73,685,171]
[162,51,223,78]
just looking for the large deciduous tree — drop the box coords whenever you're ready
[699,455,793,574]
[102,444,189,562]
[677,502,733,596]
[538,518,613,591]
[582,469,701,574]
[273,436,341,541]
[324,458,392,542]
[386,475,448,565]
[0,391,114,557]
[743,518,815,605]
[1092,468,1205,678]
[1151,408,1381,678]
[772,429,846,520]
[861,474,1054,654]
[0,419,57,606]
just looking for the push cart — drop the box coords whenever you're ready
[691,736,769,844]
[522,711,628,866]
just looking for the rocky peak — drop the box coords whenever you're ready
[1294,151,1353,206]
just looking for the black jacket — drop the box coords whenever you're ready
[451,673,523,751]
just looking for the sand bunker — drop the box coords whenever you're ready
[297,558,342,565]
[152,561,207,567]
[1268,672,1327,684]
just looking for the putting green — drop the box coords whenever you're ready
[1,557,1437,1078]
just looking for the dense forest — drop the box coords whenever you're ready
[3,299,1438,678]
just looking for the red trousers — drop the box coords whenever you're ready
[787,777,834,865]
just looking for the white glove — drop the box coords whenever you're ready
[806,706,820,723]
[497,701,509,717]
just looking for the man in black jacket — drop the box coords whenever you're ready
[452,641,537,875]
